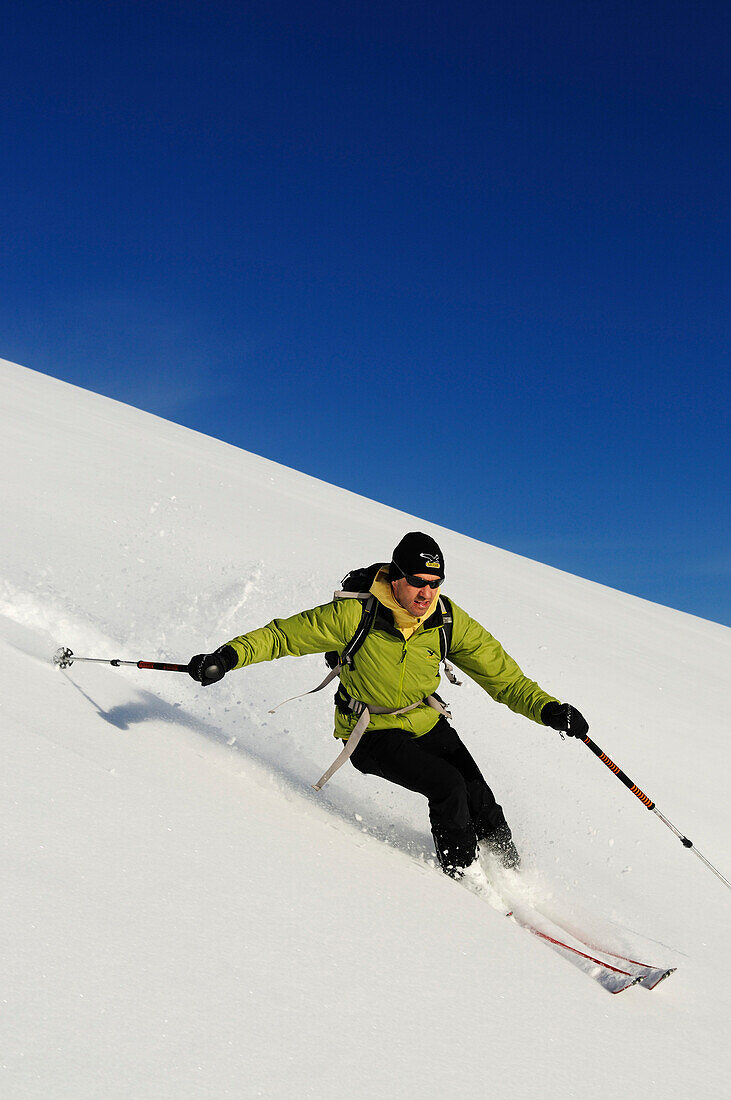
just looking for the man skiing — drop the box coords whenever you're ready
[188,532,588,878]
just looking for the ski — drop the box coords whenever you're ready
[523,908,676,990]
[507,908,642,993]
[458,868,642,994]
[480,867,677,991]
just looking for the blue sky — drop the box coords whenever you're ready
[2,1,729,626]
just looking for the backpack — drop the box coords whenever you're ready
[325,562,459,684]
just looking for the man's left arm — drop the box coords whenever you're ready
[447,601,588,735]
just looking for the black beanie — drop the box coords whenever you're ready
[391,532,445,579]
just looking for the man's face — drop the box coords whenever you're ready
[391,573,441,617]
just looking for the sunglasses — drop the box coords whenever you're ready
[400,572,443,590]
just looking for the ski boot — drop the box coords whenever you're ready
[479,821,521,871]
[432,824,479,879]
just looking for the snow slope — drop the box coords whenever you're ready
[1,357,729,1099]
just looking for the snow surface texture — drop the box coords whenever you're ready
[1,356,729,1099]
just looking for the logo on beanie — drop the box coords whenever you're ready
[420,553,441,569]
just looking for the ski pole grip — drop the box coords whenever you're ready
[582,736,655,809]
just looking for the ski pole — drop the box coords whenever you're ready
[578,732,730,890]
[53,647,189,674]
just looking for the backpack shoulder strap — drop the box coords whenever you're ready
[438,595,453,660]
[437,596,461,686]
[324,591,378,672]
[326,562,385,670]
[338,592,378,668]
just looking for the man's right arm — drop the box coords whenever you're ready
[188,600,358,684]
[226,600,359,666]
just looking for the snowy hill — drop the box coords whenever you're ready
[1,356,729,1099]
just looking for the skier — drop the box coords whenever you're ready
[187,532,588,877]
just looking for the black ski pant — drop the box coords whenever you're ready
[349,717,506,870]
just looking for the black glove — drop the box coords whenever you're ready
[541,701,589,738]
[187,645,237,685]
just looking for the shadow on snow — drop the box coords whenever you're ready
[61,669,435,867]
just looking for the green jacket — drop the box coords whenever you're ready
[226,592,558,741]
